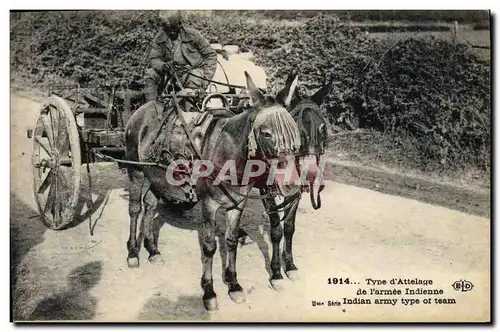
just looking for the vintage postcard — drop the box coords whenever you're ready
[10,9,491,323]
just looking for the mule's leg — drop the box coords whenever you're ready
[224,204,247,304]
[127,168,144,268]
[263,197,286,290]
[199,197,219,311]
[238,228,253,246]
[142,190,164,264]
[282,199,300,281]
[269,215,285,290]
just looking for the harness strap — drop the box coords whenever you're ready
[310,183,324,210]
[261,190,301,222]
[171,94,254,212]
[268,191,300,218]
[147,105,176,161]
[92,150,188,171]
[172,93,305,212]
[170,92,204,160]
[274,191,301,211]
[219,182,245,212]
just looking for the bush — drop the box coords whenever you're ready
[257,14,377,126]
[359,37,490,171]
[11,11,160,87]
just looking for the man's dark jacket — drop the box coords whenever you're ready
[149,27,217,89]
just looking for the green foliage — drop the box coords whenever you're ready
[10,11,490,173]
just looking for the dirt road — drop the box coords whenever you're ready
[10,93,490,322]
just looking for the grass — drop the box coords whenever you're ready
[325,129,490,189]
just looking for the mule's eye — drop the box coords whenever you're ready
[260,127,273,139]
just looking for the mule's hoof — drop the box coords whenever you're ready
[286,270,299,281]
[239,236,255,246]
[148,254,165,265]
[229,290,246,304]
[270,278,286,291]
[203,297,219,311]
[127,257,139,269]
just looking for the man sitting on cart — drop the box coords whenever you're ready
[144,10,217,103]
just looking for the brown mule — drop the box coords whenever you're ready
[257,69,333,290]
[123,72,301,310]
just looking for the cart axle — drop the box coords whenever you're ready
[34,157,72,169]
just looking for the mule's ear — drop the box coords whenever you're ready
[276,70,299,108]
[245,71,266,107]
[311,73,334,106]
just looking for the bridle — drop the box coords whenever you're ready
[288,99,328,210]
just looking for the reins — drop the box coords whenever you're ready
[166,88,304,216]
[289,100,328,211]
[172,64,266,93]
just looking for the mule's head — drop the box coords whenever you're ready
[245,72,301,163]
[277,70,332,158]
[276,70,333,208]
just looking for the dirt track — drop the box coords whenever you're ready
[10,93,490,322]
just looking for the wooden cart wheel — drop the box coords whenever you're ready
[32,96,81,230]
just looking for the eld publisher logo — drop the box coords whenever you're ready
[452,280,474,292]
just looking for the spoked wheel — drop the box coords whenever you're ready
[31,96,81,230]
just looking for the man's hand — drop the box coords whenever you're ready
[175,64,191,73]
[195,88,206,97]
[161,61,174,72]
